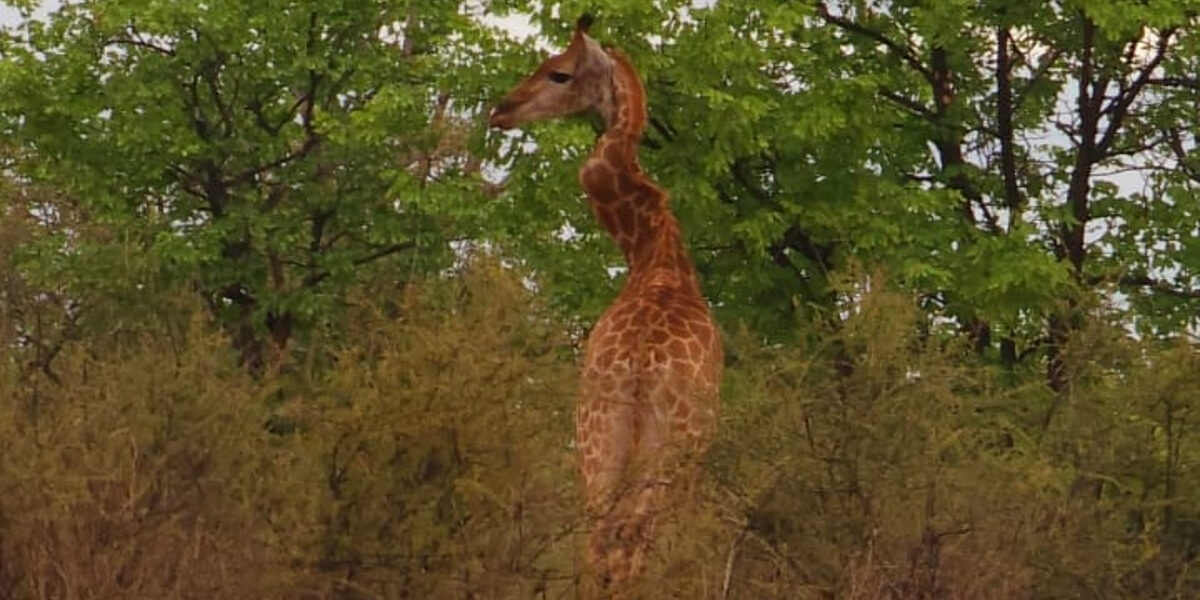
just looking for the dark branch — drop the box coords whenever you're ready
[1013,47,1062,112]
[247,98,285,136]
[1146,76,1200,90]
[996,27,1023,217]
[103,37,176,56]
[768,243,807,282]
[730,159,776,207]
[203,61,235,138]
[354,242,416,266]
[814,2,934,85]
[1061,12,1100,275]
[224,125,320,187]
[774,224,835,276]
[306,209,332,287]
[1097,28,1177,156]
[649,116,677,143]
[184,74,211,142]
[303,242,418,288]
[1165,128,1200,183]
[1118,275,1200,299]
[878,88,935,121]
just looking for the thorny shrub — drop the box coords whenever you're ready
[0,263,1197,599]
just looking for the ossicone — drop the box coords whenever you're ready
[577,13,595,32]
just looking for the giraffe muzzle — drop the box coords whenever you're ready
[488,102,518,129]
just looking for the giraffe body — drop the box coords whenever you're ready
[490,19,722,593]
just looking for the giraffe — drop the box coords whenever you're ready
[490,15,722,594]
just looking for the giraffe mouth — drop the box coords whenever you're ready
[488,103,519,129]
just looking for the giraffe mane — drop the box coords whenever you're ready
[603,48,648,143]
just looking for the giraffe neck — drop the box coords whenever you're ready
[580,49,700,296]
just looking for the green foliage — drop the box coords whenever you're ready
[4,0,1198,376]
[1,1,1200,598]
[0,0,507,366]
[486,0,1200,373]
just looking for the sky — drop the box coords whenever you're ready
[0,0,56,26]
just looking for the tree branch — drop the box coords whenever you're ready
[202,60,236,138]
[183,73,212,142]
[354,242,416,266]
[1061,12,1100,275]
[878,88,936,121]
[731,158,777,207]
[1118,275,1200,299]
[223,11,326,187]
[1097,28,1177,156]
[303,242,418,288]
[1147,76,1200,90]
[814,2,934,85]
[996,26,1023,217]
[650,116,677,142]
[102,36,175,56]
[1164,128,1200,183]
[1011,38,1061,112]
[224,120,320,187]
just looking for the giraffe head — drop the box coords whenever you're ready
[489,14,615,130]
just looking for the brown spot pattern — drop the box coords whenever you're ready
[493,26,723,593]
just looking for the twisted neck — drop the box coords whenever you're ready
[600,49,647,141]
[579,50,700,296]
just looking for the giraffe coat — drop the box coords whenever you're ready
[490,20,722,593]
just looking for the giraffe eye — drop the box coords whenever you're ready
[548,71,573,84]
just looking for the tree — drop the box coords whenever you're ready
[488,0,1200,394]
[0,0,506,370]
[3,0,1199,389]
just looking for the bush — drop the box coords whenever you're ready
[0,315,283,598]
[709,278,1200,599]
[281,260,579,597]
[0,264,1196,599]
[0,260,578,599]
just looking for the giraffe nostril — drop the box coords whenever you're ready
[489,100,519,129]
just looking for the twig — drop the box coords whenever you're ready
[722,523,748,600]
[102,37,175,56]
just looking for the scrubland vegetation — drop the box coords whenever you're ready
[0,256,1196,599]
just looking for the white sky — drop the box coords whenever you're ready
[0,0,56,25]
